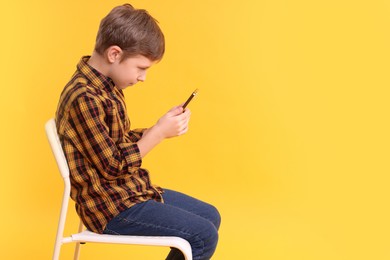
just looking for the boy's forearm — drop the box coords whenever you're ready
[137,125,164,158]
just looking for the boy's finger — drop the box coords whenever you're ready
[167,106,184,116]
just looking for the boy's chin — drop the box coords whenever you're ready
[125,83,136,88]
[116,82,137,89]
[117,84,133,90]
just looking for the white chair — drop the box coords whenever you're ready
[45,118,192,260]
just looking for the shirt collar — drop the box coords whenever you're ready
[77,56,115,93]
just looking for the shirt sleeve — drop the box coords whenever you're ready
[128,128,147,142]
[66,94,142,180]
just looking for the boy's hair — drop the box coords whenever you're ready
[95,3,165,61]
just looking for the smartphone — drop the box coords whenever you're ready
[182,89,199,110]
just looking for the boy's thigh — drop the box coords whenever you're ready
[103,198,216,238]
[162,188,221,229]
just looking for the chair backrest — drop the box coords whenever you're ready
[45,118,70,179]
[46,118,76,260]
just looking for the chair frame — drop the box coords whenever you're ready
[45,118,192,260]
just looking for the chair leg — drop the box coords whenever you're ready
[73,242,82,260]
[73,221,85,260]
[166,248,185,260]
[53,242,61,260]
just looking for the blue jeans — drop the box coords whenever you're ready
[103,189,221,260]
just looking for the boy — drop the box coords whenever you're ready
[55,3,220,260]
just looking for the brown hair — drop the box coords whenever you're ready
[95,4,165,61]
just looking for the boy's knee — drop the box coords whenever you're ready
[186,213,220,259]
[209,224,219,247]
[209,204,221,230]
[199,222,219,259]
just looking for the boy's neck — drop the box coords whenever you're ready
[87,51,110,77]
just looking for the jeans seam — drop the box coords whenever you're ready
[104,228,120,235]
[117,216,192,237]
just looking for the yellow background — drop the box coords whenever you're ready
[1,0,389,259]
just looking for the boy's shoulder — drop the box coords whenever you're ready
[62,72,93,101]
[59,71,108,112]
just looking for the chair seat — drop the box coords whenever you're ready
[72,230,192,248]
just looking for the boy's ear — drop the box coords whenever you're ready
[106,45,123,63]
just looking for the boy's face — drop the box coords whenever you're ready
[109,54,154,89]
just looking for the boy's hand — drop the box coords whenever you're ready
[155,105,191,139]
[137,105,191,158]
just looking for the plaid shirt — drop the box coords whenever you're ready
[56,56,163,234]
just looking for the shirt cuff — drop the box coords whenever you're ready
[128,128,147,142]
[118,142,142,168]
